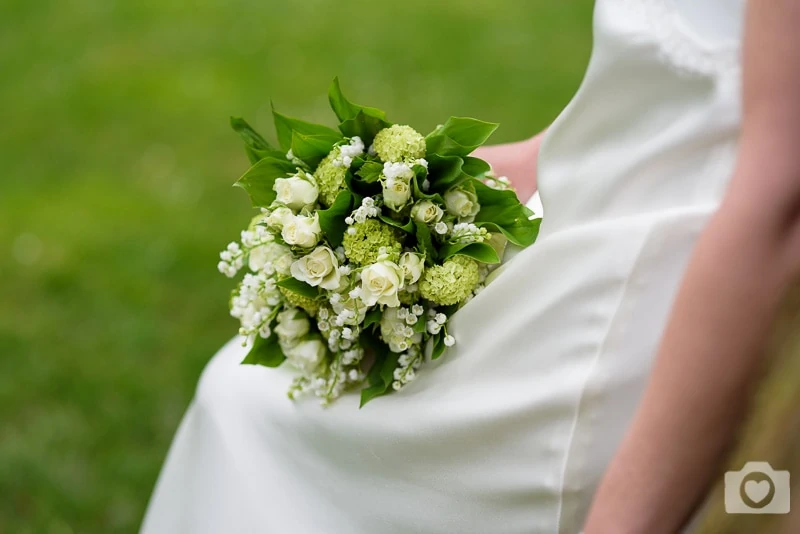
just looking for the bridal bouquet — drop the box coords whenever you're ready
[218,79,540,406]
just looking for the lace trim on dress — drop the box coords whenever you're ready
[620,0,740,78]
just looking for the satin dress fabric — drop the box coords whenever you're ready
[142,1,745,532]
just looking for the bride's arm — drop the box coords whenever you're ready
[585,1,800,532]
[472,133,544,202]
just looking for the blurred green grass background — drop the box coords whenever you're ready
[0,0,593,531]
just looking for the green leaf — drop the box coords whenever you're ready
[349,155,367,173]
[410,167,445,204]
[425,117,499,158]
[378,214,414,233]
[290,132,338,168]
[328,77,388,123]
[430,333,447,360]
[338,109,392,145]
[426,154,466,192]
[414,221,437,264]
[479,219,541,249]
[276,277,320,299]
[355,161,383,183]
[412,317,427,334]
[230,117,283,164]
[363,308,382,330]
[234,157,297,207]
[359,335,398,407]
[272,104,341,152]
[317,189,353,247]
[439,242,500,264]
[472,179,540,247]
[461,156,491,178]
[241,333,285,368]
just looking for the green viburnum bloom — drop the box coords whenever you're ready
[342,218,402,265]
[372,125,426,162]
[419,255,479,306]
[313,148,348,207]
[398,289,420,306]
[279,287,320,315]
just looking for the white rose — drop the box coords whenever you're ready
[444,188,480,220]
[274,308,310,342]
[266,206,294,228]
[285,337,327,375]
[382,178,411,211]
[410,200,444,224]
[290,246,341,290]
[398,252,425,284]
[360,260,404,307]
[281,213,321,248]
[274,174,319,211]
[248,241,294,274]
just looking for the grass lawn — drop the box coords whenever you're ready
[0,1,593,531]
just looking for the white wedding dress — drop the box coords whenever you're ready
[142,1,746,532]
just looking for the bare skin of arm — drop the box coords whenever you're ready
[584,1,800,532]
[472,133,544,203]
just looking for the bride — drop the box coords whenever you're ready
[142,0,800,532]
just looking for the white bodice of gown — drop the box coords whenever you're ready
[540,0,743,235]
[141,2,747,533]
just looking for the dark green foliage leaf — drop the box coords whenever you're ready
[234,157,297,207]
[241,333,285,368]
[378,214,414,233]
[349,155,367,173]
[425,117,499,158]
[414,221,437,264]
[317,189,353,247]
[410,167,445,204]
[230,117,284,164]
[363,308,382,330]
[439,242,500,264]
[426,154,466,192]
[328,77,388,123]
[272,104,341,152]
[472,179,540,247]
[440,304,459,316]
[276,277,320,299]
[412,317,427,334]
[338,110,392,145]
[431,333,447,360]
[348,170,381,198]
[359,335,397,407]
[356,161,383,183]
[291,132,338,168]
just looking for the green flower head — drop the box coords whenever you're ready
[398,289,420,306]
[313,148,348,207]
[372,125,426,163]
[279,286,320,315]
[342,218,402,265]
[419,255,479,306]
